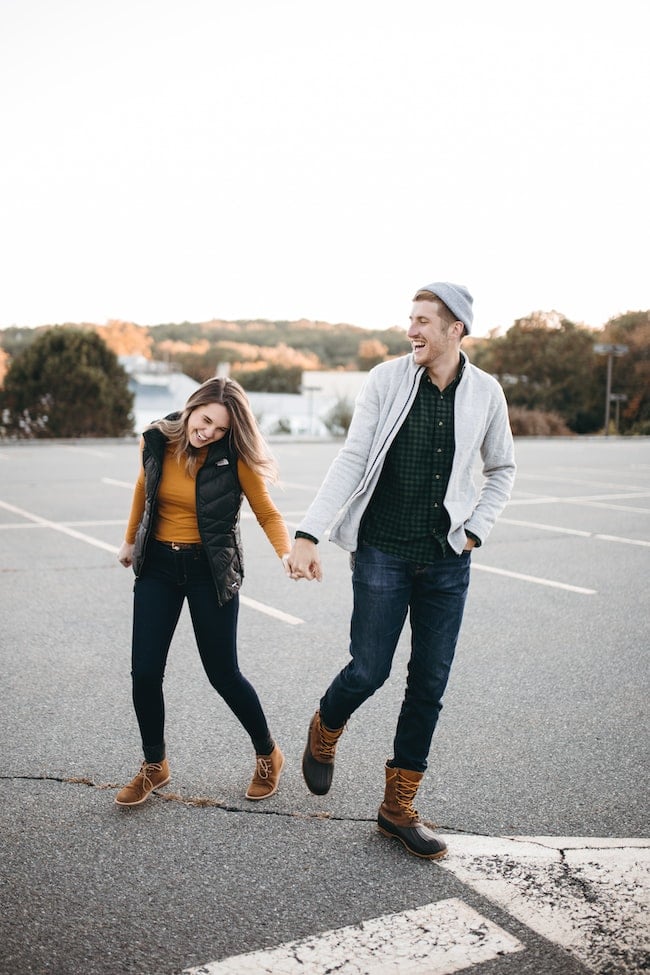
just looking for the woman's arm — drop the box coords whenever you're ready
[238,461,291,559]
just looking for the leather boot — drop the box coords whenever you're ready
[245,745,285,800]
[377,763,447,859]
[302,710,345,795]
[115,759,171,806]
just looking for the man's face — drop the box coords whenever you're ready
[407,299,456,369]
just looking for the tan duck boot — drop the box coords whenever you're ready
[115,759,171,806]
[246,745,285,800]
[377,763,447,860]
[302,710,345,795]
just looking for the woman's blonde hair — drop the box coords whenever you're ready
[149,376,279,480]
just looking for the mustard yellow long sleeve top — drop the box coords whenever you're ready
[125,442,290,558]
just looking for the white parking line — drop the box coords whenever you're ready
[184,835,649,975]
[239,595,302,625]
[0,499,305,625]
[500,517,650,547]
[440,834,650,975]
[566,498,650,515]
[473,563,596,594]
[515,473,650,491]
[508,494,650,515]
[305,525,598,595]
[0,499,118,554]
[595,533,650,547]
[63,445,114,458]
[102,477,134,488]
[0,498,598,596]
[183,898,523,975]
[502,516,592,536]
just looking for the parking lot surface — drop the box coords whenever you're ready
[1,436,648,974]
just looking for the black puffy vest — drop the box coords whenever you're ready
[132,418,243,605]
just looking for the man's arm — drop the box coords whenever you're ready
[465,392,516,542]
[294,372,381,543]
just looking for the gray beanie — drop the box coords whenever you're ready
[417,281,474,334]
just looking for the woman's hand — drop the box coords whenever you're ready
[117,540,134,568]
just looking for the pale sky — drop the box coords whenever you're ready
[1,0,648,337]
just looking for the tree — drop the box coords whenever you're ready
[97,319,153,358]
[357,339,388,370]
[0,347,9,387]
[1,327,134,438]
[473,313,603,433]
[231,363,303,393]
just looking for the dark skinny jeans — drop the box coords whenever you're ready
[130,540,273,763]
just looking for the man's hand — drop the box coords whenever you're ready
[286,537,323,581]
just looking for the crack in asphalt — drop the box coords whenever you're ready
[3,773,378,822]
[1,774,489,831]
[557,848,600,902]
[4,776,648,854]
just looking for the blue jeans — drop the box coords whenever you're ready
[131,541,272,762]
[320,542,471,773]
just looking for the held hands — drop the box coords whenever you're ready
[283,538,323,582]
[117,540,134,568]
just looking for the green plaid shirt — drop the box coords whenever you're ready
[361,366,462,562]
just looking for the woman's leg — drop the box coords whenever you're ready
[186,558,273,754]
[131,546,185,762]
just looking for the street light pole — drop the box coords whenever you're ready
[604,353,613,433]
[609,393,628,435]
[593,344,629,436]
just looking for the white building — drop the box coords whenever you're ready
[247,370,368,437]
[121,358,368,438]
[120,356,200,435]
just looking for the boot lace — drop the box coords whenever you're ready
[316,719,344,761]
[394,779,419,820]
[252,755,273,782]
[139,761,165,788]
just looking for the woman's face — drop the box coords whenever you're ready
[187,401,230,448]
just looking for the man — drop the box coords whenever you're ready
[286,282,516,860]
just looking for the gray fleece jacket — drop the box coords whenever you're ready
[297,351,516,555]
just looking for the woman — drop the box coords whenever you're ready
[115,376,290,806]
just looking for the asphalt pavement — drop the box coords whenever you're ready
[0,435,648,975]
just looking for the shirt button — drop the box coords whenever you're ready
[435,474,440,479]
[438,421,443,427]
